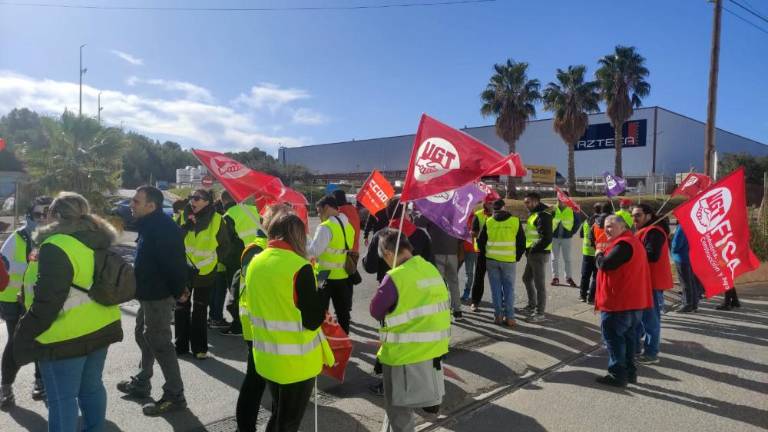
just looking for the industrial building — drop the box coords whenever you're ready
[279,107,767,191]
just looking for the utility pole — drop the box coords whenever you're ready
[704,0,722,177]
[97,91,103,123]
[79,44,87,117]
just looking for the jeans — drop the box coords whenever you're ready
[434,254,461,312]
[321,278,353,334]
[675,262,700,309]
[579,255,596,301]
[237,342,267,432]
[264,376,315,432]
[175,279,213,355]
[134,297,184,401]
[486,259,516,319]
[208,271,228,321]
[1,301,41,386]
[600,310,642,383]
[550,237,572,279]
[522,253,549,314]
[470,253,487,306]
[461,251,477,300]
[637,290,665,357]
[39,348,109,432]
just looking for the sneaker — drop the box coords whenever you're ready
[194,352,208,360]
[595,374,627,387]
[117,379,151,399]
[628,374,638,384]
[637,355,660,365]
[31,378,46,401]
[521,305,536,315]
[0,386,14,410]
[715,304,732,311]
[566,277,577,287]
[142,398,187,416]
[551,277,560,286]
[452,311,464,320]
[368,381,384,396]
[579,296,587,303]
[220,327,242,336]
[527,313,546,323]
[208,319,229,329]
[470,304,478,312]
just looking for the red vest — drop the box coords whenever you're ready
[636,225,674,290]
[596,231,653,312]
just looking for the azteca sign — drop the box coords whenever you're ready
[414,137,460,181]
[575,119,647,151]
[689,187,741,278]
[209,156,249,179]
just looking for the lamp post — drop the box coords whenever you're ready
[79,44,87,117]
[97,91,103,123]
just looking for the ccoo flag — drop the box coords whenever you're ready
[672,168,760,298]
[400,114,514,202]
[356,170,395,215]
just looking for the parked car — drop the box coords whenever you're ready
[110,198,175,231]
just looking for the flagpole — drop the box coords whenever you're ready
[392,200,406,268]
[658,168,693,215]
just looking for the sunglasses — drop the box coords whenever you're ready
[190,195,207,202]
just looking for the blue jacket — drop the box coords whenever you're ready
[670,227,689,264]
[134,209,188,300]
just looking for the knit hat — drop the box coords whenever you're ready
[49,192,90,221]
[620,198,633,207]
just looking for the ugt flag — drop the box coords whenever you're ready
[400,114,513,202]
[413,182,489,241]
[555,186,581,213]
[356,170,395,215]
[672,172,712,199]
[482,153,527,177]
[603,172,626,197]
[673,168,760,298]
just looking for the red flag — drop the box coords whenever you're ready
[672,173,713,198]
[555,186,581,213]
[192,149,309,226]
[400,114,510,202]
[356,170,395,215]
[0,138,5,152]
[673,168,760,298]
[481,153,527,178]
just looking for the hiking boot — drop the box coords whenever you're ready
[0,385,14,410]
[31,378,46,401]
[595,374,627,387]
[117,378,151,399]
[142,398,187,416]
[566,277,577,287]
[637,355,660,365]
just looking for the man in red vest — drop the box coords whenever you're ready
[595,215,652,387]
[632,204,674,365]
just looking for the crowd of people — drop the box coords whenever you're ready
[0,186,743,432]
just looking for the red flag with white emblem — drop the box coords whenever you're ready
[356,170,395,215]
[400,114,516,202]
[672,168,760,297]
[672,172,713,199]
[555,186,581,213]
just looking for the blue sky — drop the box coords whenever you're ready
[0,0,766,156]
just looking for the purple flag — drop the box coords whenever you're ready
[603,171,627,197]
[413,182,487,241]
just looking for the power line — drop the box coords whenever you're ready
[723,4,768,35]
[0,0,496,12]
[729,0,768,25]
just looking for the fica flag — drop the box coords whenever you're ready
[356,170,395,216]
[672,168,760,297]
[603,172,626,197]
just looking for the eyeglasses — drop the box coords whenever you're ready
[190,195,206,202]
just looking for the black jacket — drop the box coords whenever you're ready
[527,203,553,254]
[14,217,124,365]
[476,210,526,262]
[363,227,434,282]
[221,202,245,275]
[134,209,188,301]
[182,205,232,287]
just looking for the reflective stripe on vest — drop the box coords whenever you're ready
[0,232,28,302]
[378,255,451,366]
[34,234,120,345]
[485,217,520,263]
[553,206,574,232]
[245,247,334,384]
[184,213,222,276]
[525,213,552,251]
[225,204,266,246]
[317,218,355,280]
[582,221,596,256]
[473,210,488,252]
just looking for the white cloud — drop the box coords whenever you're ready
[0,70,312,153]
[111,50,144,66]
[234,83,309,111]
[292,108,329,125]
[126,76,214,103]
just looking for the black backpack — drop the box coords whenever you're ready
[73,248,136,306]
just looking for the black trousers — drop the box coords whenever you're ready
[175,280,213,355]
[264,377,315,432]
[470,253,487,306]
[580,255,596,300]
[321,278,353,334]
[237,341,267,432]
[724,288,740,306]
[1,303,40,386]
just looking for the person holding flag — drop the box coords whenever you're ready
[522,192,553,322]
[578,202,603,303]
[551,190,578,287]
[469,197,494,312]
[631,204,674,365]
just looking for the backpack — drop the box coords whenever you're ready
[73,248,136,306]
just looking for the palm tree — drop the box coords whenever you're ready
[595,45,650,177]
[481,59,541,197]
[543,65,600,195]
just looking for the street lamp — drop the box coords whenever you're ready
[79,44,87,117]
[97,91,104,123]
